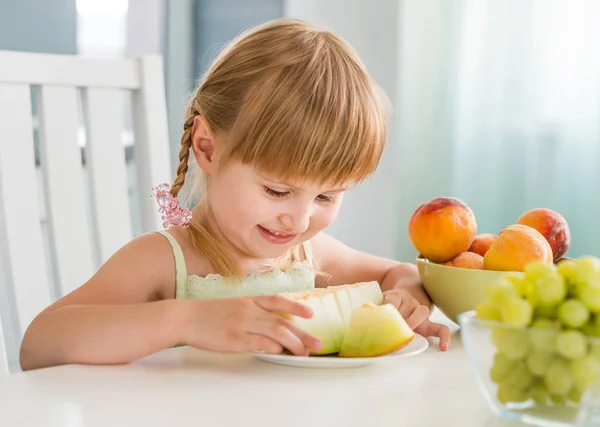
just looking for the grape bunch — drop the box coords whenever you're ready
[475,256,600,406]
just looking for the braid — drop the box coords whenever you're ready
[170,114,195,197]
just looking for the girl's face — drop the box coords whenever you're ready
[206,159,347,260]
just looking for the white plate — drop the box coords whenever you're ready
[250,334,429,368]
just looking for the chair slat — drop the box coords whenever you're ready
[0,50,140,89]
[82,88,133,263]
[37,86,95,296]
[132,56,173,231]
[0,83,52,338]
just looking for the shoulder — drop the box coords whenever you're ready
[161,226,213,277]
[97,231,181,299]
[41,231,182,312]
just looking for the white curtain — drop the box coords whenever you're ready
[395,0,600,261]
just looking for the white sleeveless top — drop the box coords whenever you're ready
[155,230,316,300]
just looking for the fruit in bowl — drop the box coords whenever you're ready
[459,256,600,426]
[407,198,572,323]
[483,224,554,272]
[517,208,572,262]
[469,233,497,257]
[279,282,415,357]
[408,197,478,263]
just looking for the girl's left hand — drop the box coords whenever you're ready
[382,289,451,351]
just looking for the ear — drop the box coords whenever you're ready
[191,115,216,173]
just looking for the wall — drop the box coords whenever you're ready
[284,0,402,260]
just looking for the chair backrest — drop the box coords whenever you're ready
[0,50,173,373]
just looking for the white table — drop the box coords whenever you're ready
[0,325,530,427]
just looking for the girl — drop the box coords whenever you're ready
[20,19,450,371]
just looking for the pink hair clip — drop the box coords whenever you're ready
[151,183,192,228]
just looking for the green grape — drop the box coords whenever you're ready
[558,299,590,328]
[492,328,531,360]
[582,322,599,337]
[500,298,533,328]
[476,301,502,321]
[571,355,600,391]
[526,262,558,282]
[529,319,558,352]
[526,351,555,376]
[589,342,600,359]
[545,359,574,396]
[504,361,533,390]
[530,380,550,404]
[580,283,600,312]
[536,273,567,308]
[532,318,559,329]
[569,387,582,403]
[490,351,516,383]
[550,394,567,405]
[556,330,588,360]
[557,259,577,282]
[534,305,558,319]
[497,382,529,405]
[571,256,600,286]
[510,275,536,302]
[486,279,520,306]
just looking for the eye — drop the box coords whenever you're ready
[264,186,289,198]
[316,194,338,203]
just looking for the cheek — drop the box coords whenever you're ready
[312,205,341,229]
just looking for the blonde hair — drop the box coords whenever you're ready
[169,18,391,277]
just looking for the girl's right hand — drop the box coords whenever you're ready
[180,295,322,356]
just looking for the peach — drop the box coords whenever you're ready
[516,208,571,261]
[408,197,477,263]
[445,251,485,269]
[483,224,553,272]
[468,233,497,257]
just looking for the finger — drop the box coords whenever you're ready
[415,322,452,351]
[254,295,313,319]
[435,324,452,351]
[246,335,283,355]
[250,316,320,356]
[388,295,417,319]
[405,304,430,329]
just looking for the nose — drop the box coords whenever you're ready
[278,201,312,233]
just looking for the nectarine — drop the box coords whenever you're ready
[483,224,553,272]
[517,208,571,261]
[468,233,497,257]
[408,197,477,263]
[445,251,485,269]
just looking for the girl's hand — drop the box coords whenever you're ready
[382,289,451,351]
[180,295,322,356]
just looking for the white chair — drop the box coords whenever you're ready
[0,50,173,373]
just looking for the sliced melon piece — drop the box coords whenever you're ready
[329,281,384,312]
[279,291,346,355]
[338,303,414,358]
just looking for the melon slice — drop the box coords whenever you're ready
[329,281,384,311]
[279,282,412,358]
[279,291,346,355]
[338,303,414,358]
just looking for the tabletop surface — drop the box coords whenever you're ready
[0,317,533,427]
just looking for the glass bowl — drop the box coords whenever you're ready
[458,310,600,427]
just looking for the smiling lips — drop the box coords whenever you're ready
[258,225,297,244]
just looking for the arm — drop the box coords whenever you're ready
[310,232,432,308]
[19,233,185,370]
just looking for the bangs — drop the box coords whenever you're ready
[223,34,390,187]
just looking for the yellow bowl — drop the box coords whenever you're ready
[416,256,523,324]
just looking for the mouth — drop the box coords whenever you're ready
[257,225,297,245]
